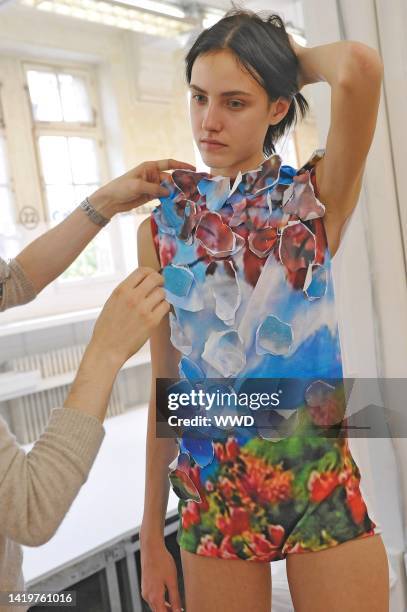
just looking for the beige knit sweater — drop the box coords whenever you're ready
[0,257,105,609]
[0,257,37,313]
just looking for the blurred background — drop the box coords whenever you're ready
[0,0,406,610]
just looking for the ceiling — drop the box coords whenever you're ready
[139,0,305,51]
[183,0,303,28]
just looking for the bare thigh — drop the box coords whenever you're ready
[180,549,271,612]
[286,534,389,612]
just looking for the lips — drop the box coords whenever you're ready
[201,139,226,146]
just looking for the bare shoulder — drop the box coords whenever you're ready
[137,216,160,270]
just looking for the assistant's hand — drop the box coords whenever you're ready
[88,158,196,218]
[89,267,170,368]
[64,267,168,422]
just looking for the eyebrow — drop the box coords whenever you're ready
[189,84,253,97]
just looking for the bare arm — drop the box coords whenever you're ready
[137,217,180,542]
[137,216,184,612]
[15,198,112,295]
[14,158,195,295]
[293,39,383,221]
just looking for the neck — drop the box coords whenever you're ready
[210,152,266,180]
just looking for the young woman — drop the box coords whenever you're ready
[137,10,388,612]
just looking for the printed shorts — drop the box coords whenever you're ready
[171,419,379,562]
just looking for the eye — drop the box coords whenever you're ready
[192,94,207,104]
[228,99,244,109]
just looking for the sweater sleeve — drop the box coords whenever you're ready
[0,257,37,312]
[0,408,105,546]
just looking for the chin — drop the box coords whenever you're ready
[200,150,232,168]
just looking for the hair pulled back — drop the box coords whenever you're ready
[185,8,309,156]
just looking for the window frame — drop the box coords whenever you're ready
[0,81,19,258]
[23,58,126,291]
[0,53,130,324]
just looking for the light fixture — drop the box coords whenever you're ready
[112,0,185,19]
[202,8,224,29]
[20,0,195,36]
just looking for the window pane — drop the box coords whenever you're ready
[60,231,114,281]
[74,184,99,205]
[0,137,17,246]
[28,65,116,283]
[39,136,72,185]
[45,184,75,223]
[69,138,99,184]
[26,70,63,122]
[58,74,93,123]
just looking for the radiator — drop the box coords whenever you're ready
[4,344,124,445]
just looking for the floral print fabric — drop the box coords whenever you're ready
[150,149,379,561]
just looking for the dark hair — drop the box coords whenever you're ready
[185,8,309,156]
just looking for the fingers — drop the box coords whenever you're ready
[167,579,184,612]
[120,267,160,291]
[124,160,196,206]
[132,269,164,300]
[139,285,171,327]
[117,267,169,309]
[164,603,184,612]
[130,177,170,199]
[146,592,168,612]
[143,285,167,313]
[151,297,171,323]
[155,158,196,172]
[114,268,170,331]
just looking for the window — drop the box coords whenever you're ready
[25,63,115,282]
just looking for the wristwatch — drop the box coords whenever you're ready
[79,197,110,227]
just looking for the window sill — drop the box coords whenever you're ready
[0,306,102,338]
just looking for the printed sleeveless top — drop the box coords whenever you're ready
[150,148,344,448]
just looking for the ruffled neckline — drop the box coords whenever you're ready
[168,154,283,209]
[156,148,326,246]
[163,148,325,213]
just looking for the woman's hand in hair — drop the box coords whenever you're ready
[88,159,196,218]
[288,34,311,90]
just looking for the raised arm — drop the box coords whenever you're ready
[137,216,184,612]
[293,39,383,226]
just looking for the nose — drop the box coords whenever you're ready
[201,102,222,133]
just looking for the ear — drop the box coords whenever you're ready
[268,97,291,125]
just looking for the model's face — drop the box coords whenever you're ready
[189,49,290,177]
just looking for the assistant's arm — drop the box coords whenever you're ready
[0,264,167,546]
